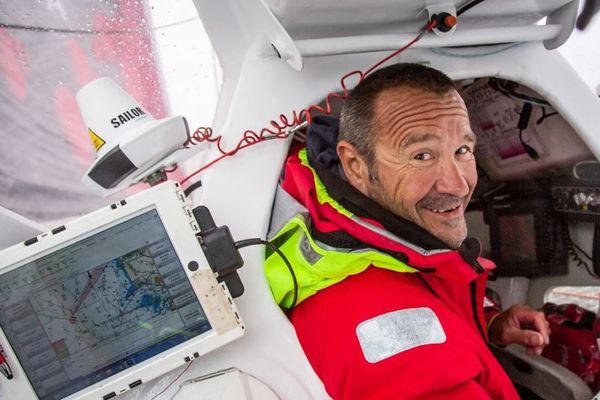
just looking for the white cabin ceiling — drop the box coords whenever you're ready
[263,0,576,39]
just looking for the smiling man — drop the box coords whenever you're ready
[265,63,549,399]
[339,86,477,250]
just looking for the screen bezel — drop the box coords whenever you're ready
[488,197,567,277]
[0,181,244,400]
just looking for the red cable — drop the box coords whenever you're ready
[149,359,194,400]
[180,19,437,186]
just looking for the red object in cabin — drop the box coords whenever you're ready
[542,303,600,390]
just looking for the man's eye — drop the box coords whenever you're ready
[414,152,432,161]
[456,145,474,157]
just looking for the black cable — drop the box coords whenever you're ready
[516,103,539,160]
[183,180,203,197]
[488,78,551,106]
[518,129,539,160]
[234,238,298,310]
[457,0,488,16]
[536,107,559,125]
[570,237,592,261]
[567,235,600,279]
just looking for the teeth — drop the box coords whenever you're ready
[431,206,458,213]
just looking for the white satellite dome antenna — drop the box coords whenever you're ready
[76,77,190,195]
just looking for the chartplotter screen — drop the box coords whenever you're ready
[0,208,211,400]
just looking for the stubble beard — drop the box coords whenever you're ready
[367,178,468,249]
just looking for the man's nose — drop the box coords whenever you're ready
[434,158,470,197]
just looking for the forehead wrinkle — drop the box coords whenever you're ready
[380,102,468,125]
[377,88,464,112]
[378,99,469,135]
[378,96,456,111]
[382,109,472,150]
[378,97,462,122]
[373,88,470,150]
[385,107,469,139]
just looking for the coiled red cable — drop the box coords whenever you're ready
[180,19,437,185]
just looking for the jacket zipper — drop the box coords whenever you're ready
[470,280,487,341]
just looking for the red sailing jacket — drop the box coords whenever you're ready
[278,116,519,399]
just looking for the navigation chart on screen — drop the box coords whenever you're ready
[30,241,181,375]
[0,209,211,400]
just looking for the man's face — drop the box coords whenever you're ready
[366,87,477,249]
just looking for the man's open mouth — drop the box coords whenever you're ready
[428,205,460,214]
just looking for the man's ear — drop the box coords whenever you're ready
[337,140,371,195]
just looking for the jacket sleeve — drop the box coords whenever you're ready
[483,287,503,343]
